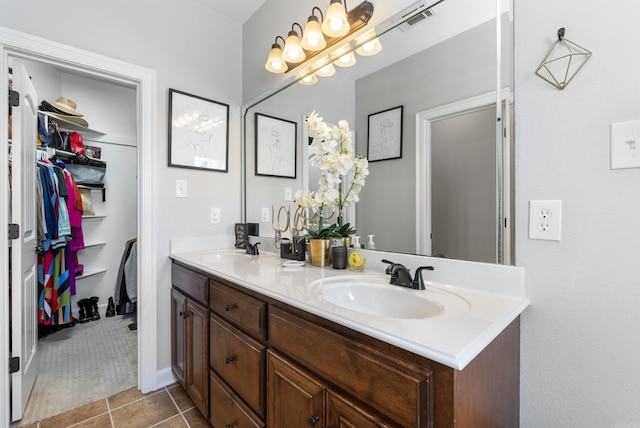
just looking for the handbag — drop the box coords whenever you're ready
[69,132,85,155]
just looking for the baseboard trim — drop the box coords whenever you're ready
[156,367,177,389]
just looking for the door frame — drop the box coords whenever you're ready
[0,26,158,426]
[415,89,512,262]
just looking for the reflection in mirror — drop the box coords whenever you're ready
[242,0,514,264]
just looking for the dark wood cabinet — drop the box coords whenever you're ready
[171,260,521,427]
[171,264,210,417]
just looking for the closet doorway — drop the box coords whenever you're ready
[1,27,158,427]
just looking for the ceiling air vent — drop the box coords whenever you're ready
[392,0,441,32]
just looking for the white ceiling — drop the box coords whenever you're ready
[194,0,266,24]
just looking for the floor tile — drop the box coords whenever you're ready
[167,385,195,412]
[71,412,113,427]
[151,414,189,427]
[182,408,210,428]
[108,387,156,410]
[39,400,109,428]
[110,390,178,428]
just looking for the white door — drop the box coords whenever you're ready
[9,58,39,422]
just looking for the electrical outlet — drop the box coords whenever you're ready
[210,207,220,224]
[261,208,270,223]
[529,200,562,241]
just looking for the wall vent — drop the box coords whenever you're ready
[391,0,441,32]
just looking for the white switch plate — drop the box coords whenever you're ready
[261,208,270,223]
[284,187,293,201]
[210,207,220,224]
[175,179,188,198]
[529,200,562,241]
[610,119,640,169]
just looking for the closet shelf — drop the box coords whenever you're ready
[83,241,107,249]
[76,269,107,280]
[77,185,106,202]
[82,215,106,219]
[38,110,106,137]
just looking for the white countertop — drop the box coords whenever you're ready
[170,242,528,371]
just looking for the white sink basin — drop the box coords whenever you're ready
[199,252,254,264]
[312,275,470,319]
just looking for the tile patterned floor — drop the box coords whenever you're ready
[16,383,210,428]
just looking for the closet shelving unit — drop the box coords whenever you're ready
[39,111,109,281]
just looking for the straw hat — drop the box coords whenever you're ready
[51,97,84,117]
[46,111,89,127]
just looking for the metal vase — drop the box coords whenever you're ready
[309,239,332,267]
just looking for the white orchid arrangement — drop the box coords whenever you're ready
[295,111,369,238]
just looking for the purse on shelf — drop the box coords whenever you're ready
[69,131,84,155]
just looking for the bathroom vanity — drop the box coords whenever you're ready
[170,248,527,427]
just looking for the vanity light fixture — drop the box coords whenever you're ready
[355,32,382,56]
[316,62,336,77]
[265,1,374,75]
[265,36,287,73]
[322,0,350,37]
[335,51,357,67]
[282,23,306,63]
[299,73,319,85]
[301,7,327,51]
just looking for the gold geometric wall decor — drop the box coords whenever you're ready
[536,28,592,90]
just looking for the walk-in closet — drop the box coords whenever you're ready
[8,57,139,424]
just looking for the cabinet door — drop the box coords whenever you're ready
[171,288,187,387]
[326,390,398,428]
[186,297,210,417]
[267,351,325,428]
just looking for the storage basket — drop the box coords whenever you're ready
[66,157,107,188]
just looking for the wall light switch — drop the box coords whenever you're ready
[175,179,188,198]
[611,119,640,169]
[261,208,270,223]
[284,187,293,201]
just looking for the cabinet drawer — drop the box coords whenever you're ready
[210,280,267,340]
[210,313,266,417]
[172,263,208,305]
[210,370,264,428]
[269,307,433,428]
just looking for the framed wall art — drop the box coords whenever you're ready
[168,88,229,172]
[367,105,403,162]
[255,113,297,178]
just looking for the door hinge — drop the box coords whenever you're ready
[8,223,19,240]
[9,90,19,107]
[9,357,20,374]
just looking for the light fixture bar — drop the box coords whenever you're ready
[279,1,374,73]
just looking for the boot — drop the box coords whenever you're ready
[77,299,90,323]
[89,296,101,321]
[105,297,116,317]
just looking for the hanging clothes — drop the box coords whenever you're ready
[36,160,84,326]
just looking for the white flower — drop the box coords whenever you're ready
[296,111,369,222]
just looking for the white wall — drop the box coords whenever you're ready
[515,0,640,426]
[0,0,243,372]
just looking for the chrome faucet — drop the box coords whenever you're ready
[235,240,261,255]
[382,259,434,290]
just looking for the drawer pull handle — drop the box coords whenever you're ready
[178,311,189,319]
[308,415,320,426]
[224,304,235,311]
[226,425,234,428]
[225,356,235,364]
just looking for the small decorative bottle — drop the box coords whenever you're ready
[366,234,376,250]
[348,236,365,272]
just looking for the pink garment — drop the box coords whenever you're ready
[64,170,85,251]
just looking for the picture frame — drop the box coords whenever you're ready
[255,113,297,178]
[168,88,229,172]
[367,105,403,162]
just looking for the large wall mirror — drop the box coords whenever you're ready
[241,0,514,265]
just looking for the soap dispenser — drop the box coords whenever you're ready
[366,234,376,250]
[348,236,365,272]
